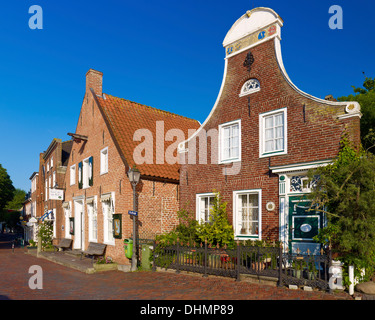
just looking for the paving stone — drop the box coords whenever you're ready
[0,233,352,301]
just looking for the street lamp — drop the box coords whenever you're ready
[128,166,141,271]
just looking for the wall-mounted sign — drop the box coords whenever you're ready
[113,214,122,239]
[128,210,138,216]
[49,188,64,200]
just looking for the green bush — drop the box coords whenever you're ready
[37,222,54,250]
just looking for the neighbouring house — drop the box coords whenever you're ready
[25,172,40,241]
[38,138,72,240]
[178,7,361,255]
[60,69,200,265]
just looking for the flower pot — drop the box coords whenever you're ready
[292,270,302,278]
[252,262,265,271]
[308,271,316,280]
[93,263,118,272]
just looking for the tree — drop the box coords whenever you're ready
[6,188,26,211]
[0,164,15,212]
[308,139,375,280]
[338,75,375,152]
[195,192,234,248]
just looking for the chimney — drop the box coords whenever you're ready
[86,69,103,96]
[324,94,337,102]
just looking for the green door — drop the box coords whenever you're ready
[288,196,323,255]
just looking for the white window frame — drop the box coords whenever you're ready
[219,119,241,164]
[52,171,56,188]
[50,156,53,169]
[259,107,287,158]
[82,157,91,189]
[63,202,71,239]
[45,179,48,201]
[102,192,115,246]
[239,79,260,97]
[87,197,98,243]
[100,147,109,175]
[196,193,216,224]
[70,164,76,186]
[233,189,262,240]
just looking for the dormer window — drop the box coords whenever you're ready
[239,79,260,97]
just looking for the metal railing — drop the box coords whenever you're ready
[152,240,332,291]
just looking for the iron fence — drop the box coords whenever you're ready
[152,240,332,291]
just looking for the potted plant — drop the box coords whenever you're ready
[292,259,306,279]
[308,260,318,280]
[93,256,118,271]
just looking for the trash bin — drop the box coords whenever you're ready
[124,239,133,259]
[141,244,153,270]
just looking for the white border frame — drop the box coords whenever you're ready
[195,192,216,223]
[233,189,262,240]
[218,119,241,164]
[100,147,109,175]
[259,107,287,158]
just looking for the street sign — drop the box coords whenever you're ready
[128,210,138,216]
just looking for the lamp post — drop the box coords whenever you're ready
[128,166,141,271]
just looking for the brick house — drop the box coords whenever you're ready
[26,171,40,241]
[178,8,361,254]
[39,138,73,238]
[60,69,200,265]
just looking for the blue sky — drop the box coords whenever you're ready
[0,0,374,192]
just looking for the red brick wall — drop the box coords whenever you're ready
[61,74,180,265]
[180,38,360,241]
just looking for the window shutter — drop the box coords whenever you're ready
[78,162,83,189]
[89,156,93,186]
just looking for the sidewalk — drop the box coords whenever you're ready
[27,249,96,273]
[0,233,355,300]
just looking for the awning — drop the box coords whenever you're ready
[86,197,95,204]
[40,210,54,221]
[100,193,111,202]
[62,201,70,208]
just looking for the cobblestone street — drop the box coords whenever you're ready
[0,234,352,302]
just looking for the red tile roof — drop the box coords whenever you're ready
[95,93,200,181]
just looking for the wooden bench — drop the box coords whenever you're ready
[81,242,107,262]
[53,238,72,252]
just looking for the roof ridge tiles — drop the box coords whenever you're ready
[103,93,199,122]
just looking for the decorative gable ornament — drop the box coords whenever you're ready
[266,201,275,211]
[243,51,254,72]
[239,79,260,97]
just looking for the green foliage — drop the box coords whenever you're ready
[308,139,375,280]
[155,193,234,248]
[195,192,234,248]
[37,222,54,250]
[6,188,26,211]
[0,164,15,212]
[338,75,375,152]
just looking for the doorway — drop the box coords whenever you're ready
[73,199,85,250]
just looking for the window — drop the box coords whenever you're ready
[82,157,93,189]
[100,147,108,174]
[87,198,97,242]
[196,193,215,223]
[259,108,287,157]
[233,189,262,239]
[239,79,260,97]
[63,202,71,239]
[45,179,48,201]
[70,165,76,186]
[101,193,114,245]
[219,120,241,163]
[52,171,56,188]
[50,156,53,169]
